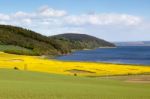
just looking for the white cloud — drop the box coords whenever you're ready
[22,18,32,24]
[0,5,149,41]
[13,11,30,18]
[0,6,142,27]
[37,5,67,17]
[0,13,10,20]
[64,14,142,26]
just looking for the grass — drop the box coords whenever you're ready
[0,69,150,99]
[0,45,37,55]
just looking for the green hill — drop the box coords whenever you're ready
[0,25,71,55]
[51,33,115,50]
[0,25,115,55]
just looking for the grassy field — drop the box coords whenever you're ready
[0,45,36,55]
[0,52,150,76]
[0,69,150,99]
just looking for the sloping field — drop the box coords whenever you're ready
[0,52,150,76]
[0,69,150,99]
[0,45,36,55]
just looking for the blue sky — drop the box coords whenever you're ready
[0,0,150,41]
[0,0,150,15]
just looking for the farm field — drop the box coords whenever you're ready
[0,52,150,76]
[0,69,150,99]
[0,45,35,55]
[0,45,29,51]
[0,52,150,99]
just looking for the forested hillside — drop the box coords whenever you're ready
[0,25,70,55]
[51,33,115,50]
[0,25,115,55]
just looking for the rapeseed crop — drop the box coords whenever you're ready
[0,52,150,76]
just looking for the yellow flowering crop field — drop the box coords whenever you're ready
[0,52,150,76]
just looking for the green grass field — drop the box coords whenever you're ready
[0,45,36,55]
[0,69,150,99]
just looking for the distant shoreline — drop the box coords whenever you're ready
[71,46,117,51]
[99,46,117,48]
[52,59,150,67]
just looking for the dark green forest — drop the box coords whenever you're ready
[51,33,115,50]
[0,25,115,55]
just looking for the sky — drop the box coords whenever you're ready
[0,0,150,42]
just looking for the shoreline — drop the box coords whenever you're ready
[52,59,150,67]
[99,46,117,48]
[71,46,117,51]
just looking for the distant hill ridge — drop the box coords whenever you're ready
[51,33,115,50]
[115,41,150,46]
[0,25,115,55]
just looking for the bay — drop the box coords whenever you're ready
[56,46,150,65]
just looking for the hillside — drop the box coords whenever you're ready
[0,25,115,55]
[0,25,71,55]
[51,33,115,50]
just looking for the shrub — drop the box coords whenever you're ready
[14,67,19,70]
